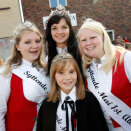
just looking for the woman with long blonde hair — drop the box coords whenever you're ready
[78,18,131,131]
[0,21,50,131]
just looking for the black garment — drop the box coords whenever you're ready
[36,90,109,131]
[61,96,76,131]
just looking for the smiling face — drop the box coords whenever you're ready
[55,62,77,94]
[79,28,105,59]
[16,31,42,63]
[51,18,69,48]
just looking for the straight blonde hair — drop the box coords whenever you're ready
[47,53,85,103]
[78,18,126,74]
[1,21,46,76]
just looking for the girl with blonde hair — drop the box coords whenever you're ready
[0,21,50,131]
[37,52,108,131]
[78,18,131,131]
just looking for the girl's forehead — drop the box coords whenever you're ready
[57,61,75,71]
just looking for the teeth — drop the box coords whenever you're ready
[57,37,64,39]
[88,48,93,50]
[87,47,94,50]
[57,35,64,38]
[31,51,38,52]
[64,82,72,85]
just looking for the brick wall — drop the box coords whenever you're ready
[21,0,131,41]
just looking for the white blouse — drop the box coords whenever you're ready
[88,51,131,131]
[0,59,50,131]
[56,87,77,131]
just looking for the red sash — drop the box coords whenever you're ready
[111,51,131,127]
[86,51,131,128]
[5,74,37,131]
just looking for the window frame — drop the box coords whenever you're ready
[106,30,115,42]
[49,0,67,8]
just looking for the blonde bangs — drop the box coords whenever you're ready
[55,59,73,73]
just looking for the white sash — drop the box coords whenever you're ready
[12,64,50,98]
[87,64,131,131]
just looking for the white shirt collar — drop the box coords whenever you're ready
[11,59,32,68]
[100,55,106,63]
[22,59,32,67]
[61,86,77,103]
[56,47,67,54]
[22,59,44,73]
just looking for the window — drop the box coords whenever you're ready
[106,30,115,42]
[49,0,67,8]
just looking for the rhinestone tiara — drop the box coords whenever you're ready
[52,52,73,63]
[49,4,70,19]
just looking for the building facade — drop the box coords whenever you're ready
[0,0,131,60]
[0,0,23,60]
[21,0,131,41]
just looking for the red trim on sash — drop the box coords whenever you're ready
[5,74,37,131]
[73,116,77,128]
[84,77,88,90]
[111,51,131,127]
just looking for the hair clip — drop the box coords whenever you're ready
[52,52,73,63]
[49,4,70,19]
